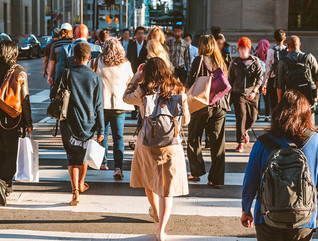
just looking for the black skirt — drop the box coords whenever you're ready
[60,121,89,166]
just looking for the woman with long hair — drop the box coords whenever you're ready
[0,40,33,206]
[91,37,134,177]
[241,90,318,241]
[186,35,230,188]
[123,57,190,240]
[146,26,169,52]
[147,39,174,72]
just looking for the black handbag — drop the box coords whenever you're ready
[47,69,71,121]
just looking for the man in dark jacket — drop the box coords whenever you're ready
[127,26,147,73]
[276,35,318,105]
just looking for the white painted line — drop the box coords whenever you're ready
[38,116,52,123]
[5,192,246,217]
[35,169,245,186]
[0,230,268,241]
[30,90,50,103]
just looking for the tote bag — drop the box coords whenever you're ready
[84,139,105,170]
[186,56,212,114]
[15,137,39,182]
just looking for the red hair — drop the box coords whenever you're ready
[238,37,252,50]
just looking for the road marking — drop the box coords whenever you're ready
[0,229,275,241]
[30,90,50,103]
[5,192,245,217]
[34,169,245,186]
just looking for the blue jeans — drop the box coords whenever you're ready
[102,111,126,169]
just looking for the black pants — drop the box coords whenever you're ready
[174,66,187,84]
[187,106,226,185]
[267,77,278,112]
[256,223,314,241]
[232,92,259,143]
[258,91,270,117]
[0,127,19,184]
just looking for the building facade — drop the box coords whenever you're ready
[186,0,318,57]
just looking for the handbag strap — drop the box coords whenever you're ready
[195,55,204,78]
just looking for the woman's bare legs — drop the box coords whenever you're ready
[145,188,159,217]
[68,165,79,190]
[79,163,88,185]
[157,197,173,236]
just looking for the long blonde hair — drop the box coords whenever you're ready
[147,40,174,72]
[198,35,227,75]
[146,26,165,44]
[100,37,127,67]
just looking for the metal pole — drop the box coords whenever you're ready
[80,0,83,24]
[50,0,53,32]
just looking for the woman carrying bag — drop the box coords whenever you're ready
[186,35,230,189]
[0,40,33,206]
[123,57,190,241]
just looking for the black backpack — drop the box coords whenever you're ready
[283,54,317,106]
[271,47,288,75]
[258,131,316,229]
[47,69,71,121]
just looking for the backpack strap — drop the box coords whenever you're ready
[258,134,281,152]
[293,129,315,150]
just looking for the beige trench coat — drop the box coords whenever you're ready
[123,74,190,197]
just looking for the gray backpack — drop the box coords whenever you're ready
[143,93,183,147]
[258,132,316,229]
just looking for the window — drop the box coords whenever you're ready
[289,0,318,30]
[114,4,120,11]
[3,3,7,33]
[25,6,28,34]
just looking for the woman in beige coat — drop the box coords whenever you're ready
[123,57,190,241]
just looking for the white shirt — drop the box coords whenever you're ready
[94,59,135,111]
[122,40,129,56]
[189,45,198,64]
[265,45,287,82]
[136,40,144,58]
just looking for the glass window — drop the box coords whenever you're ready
[289,0,318,30]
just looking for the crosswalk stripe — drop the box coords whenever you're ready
[34,169,245,186]
[0,229,282,241]
[30,90,50,103]
[4,192,244,217]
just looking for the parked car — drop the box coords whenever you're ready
[0,33,12,41]
[11,34,41,59]
[38,36,52,54]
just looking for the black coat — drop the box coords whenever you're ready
[127,40,148,73]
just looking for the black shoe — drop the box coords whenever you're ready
[264,117,270,122]
[0,180,7,206]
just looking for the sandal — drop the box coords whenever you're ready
[188,174,200,182]
[79,182,89,193]
[149,206,159,223]
[69,188,79,206]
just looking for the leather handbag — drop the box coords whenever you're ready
[186,56,212,114]
[47,69,71,121]
[0,64,22,118]
[208,67,232,106]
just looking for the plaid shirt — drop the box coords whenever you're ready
[166,38,191,71]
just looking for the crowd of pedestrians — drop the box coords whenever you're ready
[0,22,318,241]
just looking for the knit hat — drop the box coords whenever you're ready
[238,37,252,50]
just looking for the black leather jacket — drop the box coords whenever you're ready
[229,55,264,95]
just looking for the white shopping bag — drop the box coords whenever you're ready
[15,137,39,182]
[84,139,105,170]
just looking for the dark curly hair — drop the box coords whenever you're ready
[140,57,184,100]
[0,40,18,66]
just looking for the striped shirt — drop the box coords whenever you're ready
[166,38,191,71]
[50,38,73,65]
